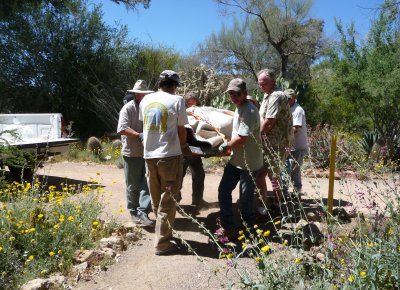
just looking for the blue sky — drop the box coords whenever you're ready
[92,0,384,54]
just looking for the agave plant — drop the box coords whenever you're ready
[358,131,379,158]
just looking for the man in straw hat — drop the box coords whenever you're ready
[117,80,155,227]
[139,70,189,255]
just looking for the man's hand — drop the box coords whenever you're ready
[218,140,230,155]
[138,133,144,142]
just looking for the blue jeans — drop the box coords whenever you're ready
[282,149,307,193]
[183,156,205,202]
[123,156,151,216]
[218,163,257,230]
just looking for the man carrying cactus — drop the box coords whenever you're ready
[117,80,155,227]
[139,70,189,255]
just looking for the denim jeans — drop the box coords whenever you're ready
[282,149,307,193]
[218,163,257,230]
[123,156,151,216]
[182,156,205,202]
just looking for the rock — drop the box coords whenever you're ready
[125,232,140,242]
[100,247,117,258]
[72,262,88,274]
[332,207,351,223]
[344,170,356,178]
[21,278,51,290]
[20,275,66,290]
[306,211,323,222]
[316,252,325,262]
[73,250,104,265]
[301,223,324,250]
[99,236,126,251]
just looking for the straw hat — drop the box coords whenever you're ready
[127,80,154,93]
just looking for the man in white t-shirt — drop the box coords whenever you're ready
[139,70,189,255]
[284,89,309,194]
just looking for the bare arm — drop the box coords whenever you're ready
[118,127,141,139]
[293,125,301,135]
[227,134,248,148]
[261,118,277,134]
[177,125,187,145]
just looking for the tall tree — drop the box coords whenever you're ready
[0,0,142,136]
[310,0,400,157]
[201,0,323,80]
[0,0,150,18]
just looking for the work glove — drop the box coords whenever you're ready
[138,133,144,142]
[218,140,230,155]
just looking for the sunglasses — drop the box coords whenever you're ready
[228,91,240,97]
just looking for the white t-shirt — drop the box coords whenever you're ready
[139,91,189,159]
[291,102,308,150]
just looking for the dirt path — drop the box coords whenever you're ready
[36,161,397,289]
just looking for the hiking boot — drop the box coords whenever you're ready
[155,241,181,256]
[191,198,207,207]
[132,213,155,227]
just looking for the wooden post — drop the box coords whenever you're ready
[327,135,337,216]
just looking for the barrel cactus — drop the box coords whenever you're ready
[86,136,102,156]
[111,139,122,151]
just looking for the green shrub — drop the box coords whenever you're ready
[0,179,115,288]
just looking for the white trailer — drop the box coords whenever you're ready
[0,113,78,179]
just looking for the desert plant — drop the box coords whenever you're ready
[86,136,102,157]
[111,139,122,151]
[359,131,380,158]
[0,176,120,288]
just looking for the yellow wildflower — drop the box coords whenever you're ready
[283,240,288,246]
[274,220,281,225]
[255,256,261,262]
[295,257,301,264]
[49,251,55,257]
[238,230,243,235]
[67,216,74,222]
[359,271,367,278]
[28,255,34,261]
[261,245,270,252]
[238,235,245,241]
[263,230,271,237]
[0,246,3,252]
[53,224,60,230]
[58,249,62,255]
[92,221,99,226]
